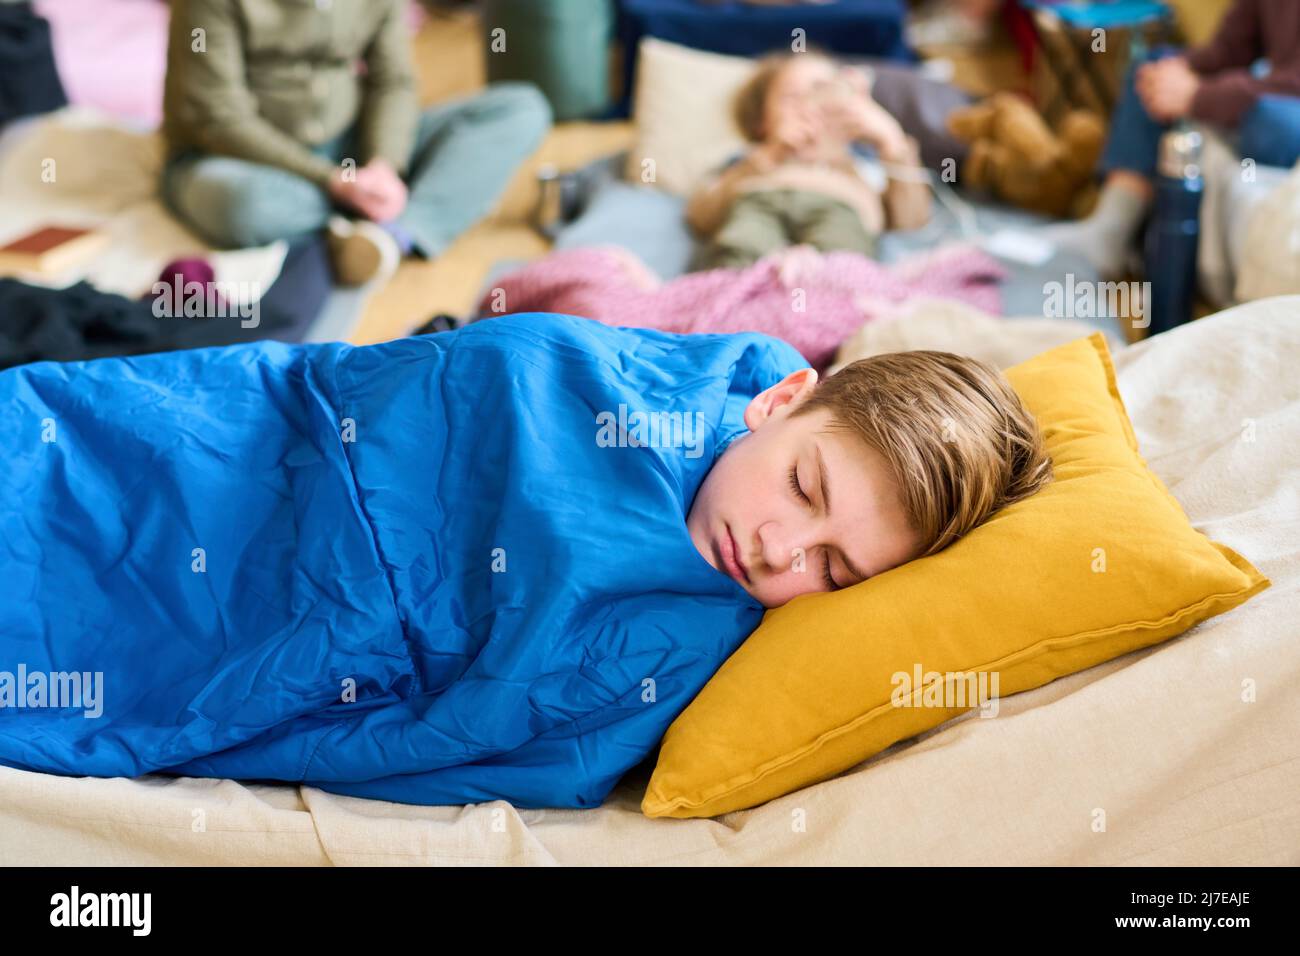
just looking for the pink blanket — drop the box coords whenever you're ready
[35,0,169,126]
[478,245,1007,369]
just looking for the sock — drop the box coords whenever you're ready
[381,222,416,256]
[1041,179,1150,278]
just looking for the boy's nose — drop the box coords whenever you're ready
[757,522,801,575]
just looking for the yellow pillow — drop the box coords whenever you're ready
[643,333,1269,819]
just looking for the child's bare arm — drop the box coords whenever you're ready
[824,74,931,231]
[879,135,932,232]
[685,144,785,237]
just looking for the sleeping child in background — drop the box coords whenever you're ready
[688,50,933,270]
[0,315,1048,808]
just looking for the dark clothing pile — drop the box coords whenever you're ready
[0,238,333,371]
[0,2,66,125]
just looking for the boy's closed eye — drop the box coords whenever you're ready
[688,352,1052,610]
[788,448,871,592]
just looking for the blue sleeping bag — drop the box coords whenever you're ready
[0,313,806,808]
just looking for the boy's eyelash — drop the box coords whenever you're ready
[788,465,810,504]
[790,465,838,590]
[822,554,839,591]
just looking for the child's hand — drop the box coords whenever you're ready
[748,141,793,172]
[768,107,821,159]
[822,80,909,158]
[774,243,824,287]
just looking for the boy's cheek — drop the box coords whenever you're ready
[755,577,799,610]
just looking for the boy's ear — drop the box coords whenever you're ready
[744,367,819,431]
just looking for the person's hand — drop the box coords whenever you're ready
[955,0,1001,21]
[1136,56,1200,123]
[356,159,408,222]
[845,96,909,157]
[774,243,825,288]
[328,166,397,221]
[327,167,367,215]
[747,141,791,172]
[818,70,909,157]
[328,159,408,222]
[768,106,821,160]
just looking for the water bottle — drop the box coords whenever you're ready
[1143,124,1204,335]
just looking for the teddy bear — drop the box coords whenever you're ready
[946,92,1106,219]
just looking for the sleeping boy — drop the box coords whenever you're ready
[0,314,1048,808]
[688,50,933,270]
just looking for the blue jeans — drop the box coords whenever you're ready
[1104,49,1300,176]
[1240,95,1300,167]
[161,83,552,256]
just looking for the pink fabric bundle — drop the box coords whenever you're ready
[478,244,1007,369]
[34,0,170,126]
[31,0,426,126]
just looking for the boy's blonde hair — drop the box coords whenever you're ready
[796,351,1052,558]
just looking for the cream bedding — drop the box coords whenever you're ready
[0,108,286,304]
[2,297,1297,866]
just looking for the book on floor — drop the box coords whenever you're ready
[0,225,109,276]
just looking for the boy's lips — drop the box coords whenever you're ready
[719,523,751,585]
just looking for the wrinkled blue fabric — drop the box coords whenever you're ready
[0,313,806,808]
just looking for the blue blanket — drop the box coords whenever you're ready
[0,314,805,808]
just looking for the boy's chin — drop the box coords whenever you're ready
[733,572,778,608]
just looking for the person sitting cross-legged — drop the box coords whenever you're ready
[161,0,552,285]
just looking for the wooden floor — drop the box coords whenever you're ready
[350,9,633,344]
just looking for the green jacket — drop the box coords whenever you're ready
[162,0,418,186]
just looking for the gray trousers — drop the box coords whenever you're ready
[161,83,552,256]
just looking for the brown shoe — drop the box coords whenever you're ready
[326,216,400,287]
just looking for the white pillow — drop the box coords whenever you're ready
[831,297,1103,372]
[1236,160,1300,303]
[624,38,757,196]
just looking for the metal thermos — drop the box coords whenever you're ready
[1143,125,1204,335]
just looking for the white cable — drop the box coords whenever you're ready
[933,177,982,239]
[878,162,982,239]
